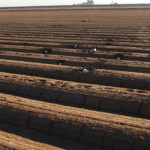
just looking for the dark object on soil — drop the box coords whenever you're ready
[80,67,94,74]
[82,68,90,74]
[41,48,52,54]
[107,38,114,42]
[105,39,114,45]
[24,42,29,46]
[114,53,124,60]
[82,19,88,22]
[57,60,65,65]
[73,44,78,49]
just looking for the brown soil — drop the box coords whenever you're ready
[0,93,150,149]
[0,59,150,90]
[0,51,150,73]
[0,7,150,150]
[0,130,62,150]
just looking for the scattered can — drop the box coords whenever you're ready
[82,68,90,74]
[89,48,97,54]
[41,48,52,54]
[116,57,121,61]
[57,60,65,65]
[114,53,124,60]
[73,44,78,49]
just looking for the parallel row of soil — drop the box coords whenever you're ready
[0,93,150,150]
[0,59,150,90]
[0,8,150,150]
[1,72,150,118]
[0,44,150,61]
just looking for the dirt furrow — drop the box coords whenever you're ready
[0,44,150,62]
[0,59,150,90]
[0,39,150,54]
[0,72,150,117]
[0,37,150,49]
[0,130,63,150]
[1,32,150,43]
[0,30,150,39]
[1,34,150,44]
[0,36,150,46]
[0,26,150,33]
[0,7,150,150]
[0,93,150,149]
[0,51,150,73]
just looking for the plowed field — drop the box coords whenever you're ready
[0,6,150,150]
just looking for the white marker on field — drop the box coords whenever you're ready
[58,62,63,65]
[73,44,78,49]
[44,50,49,54]
[89,48,97,54]
[82,68,90,74]
[116,57,121,61]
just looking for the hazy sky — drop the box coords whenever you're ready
[0,0,150,7]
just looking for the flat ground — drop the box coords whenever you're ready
[0,6,150,150]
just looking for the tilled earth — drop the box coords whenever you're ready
[0,7,150,150]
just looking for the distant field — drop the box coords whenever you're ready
[0,7,150,150]
[0,4,150,11]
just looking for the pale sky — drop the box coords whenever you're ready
[0,0,150,7]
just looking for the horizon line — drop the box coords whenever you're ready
[0,3,150,8]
